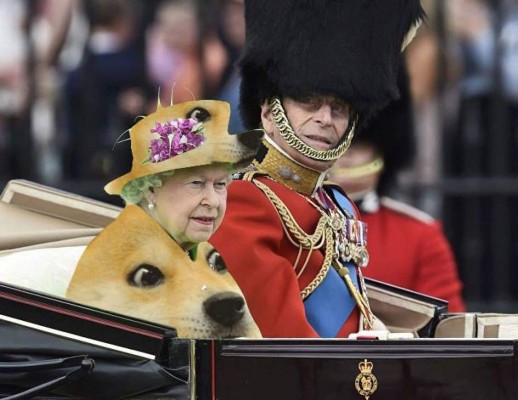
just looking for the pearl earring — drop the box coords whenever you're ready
[148,202,155,210]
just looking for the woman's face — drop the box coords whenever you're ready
[148,165,231,250]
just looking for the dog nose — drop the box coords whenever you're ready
[237,129,264,150]
[203,292,245,327]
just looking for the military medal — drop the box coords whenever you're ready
[331,213,344,231]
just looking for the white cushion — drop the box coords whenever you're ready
[0,246,86,297]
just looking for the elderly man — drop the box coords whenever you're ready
[211,0,424,338]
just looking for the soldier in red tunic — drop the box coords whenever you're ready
[210,0,425,338]
[329,64,466,312]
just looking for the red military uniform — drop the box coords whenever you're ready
[359,194,466,312]
[210,0,424,338]
[211,174,366,338]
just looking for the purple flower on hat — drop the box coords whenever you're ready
[145,117,205,163]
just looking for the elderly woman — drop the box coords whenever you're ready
[113,108,236,257]
[100,99,260,252]
[0,99,262,339]
[120,163,230,256]
[62,99,264,338]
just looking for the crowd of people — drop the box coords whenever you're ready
[0,0,246,204]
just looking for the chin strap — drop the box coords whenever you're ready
[328,157,384,180]
[269,97,357,162]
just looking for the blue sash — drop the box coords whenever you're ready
[304,188,360,337]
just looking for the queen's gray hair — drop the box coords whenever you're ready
[120,163,237,205]
[120,171,175,205]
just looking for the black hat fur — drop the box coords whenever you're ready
[239,0,424,129]
[355,59,415,195]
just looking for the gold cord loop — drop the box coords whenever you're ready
[270,97,357,162]
[250,176,374,328]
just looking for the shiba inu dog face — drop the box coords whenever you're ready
[66,205,261,339]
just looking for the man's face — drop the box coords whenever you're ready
[260,96,352,171]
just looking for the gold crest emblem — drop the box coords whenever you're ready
[354,359,378,399]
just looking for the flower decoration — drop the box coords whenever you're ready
[144,118,205,164]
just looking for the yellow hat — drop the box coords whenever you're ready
[105,100,261,195]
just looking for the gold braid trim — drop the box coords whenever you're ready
[252,137,327,196]
[253,179,327,248]
[242,170,264,182]
[357,268,374,330]
[328,157,385,180]
[252,179,334,298]
[300,226,335,299]
[248,174,374,326]
[333,260,374,329]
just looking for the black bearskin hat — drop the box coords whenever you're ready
[239,0,424,129]
[355,59,415,195]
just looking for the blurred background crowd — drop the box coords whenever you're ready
[0,0,517,312]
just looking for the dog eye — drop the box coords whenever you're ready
[128,264,164,288]
[187,107,210,122]
[207,250,227,274]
